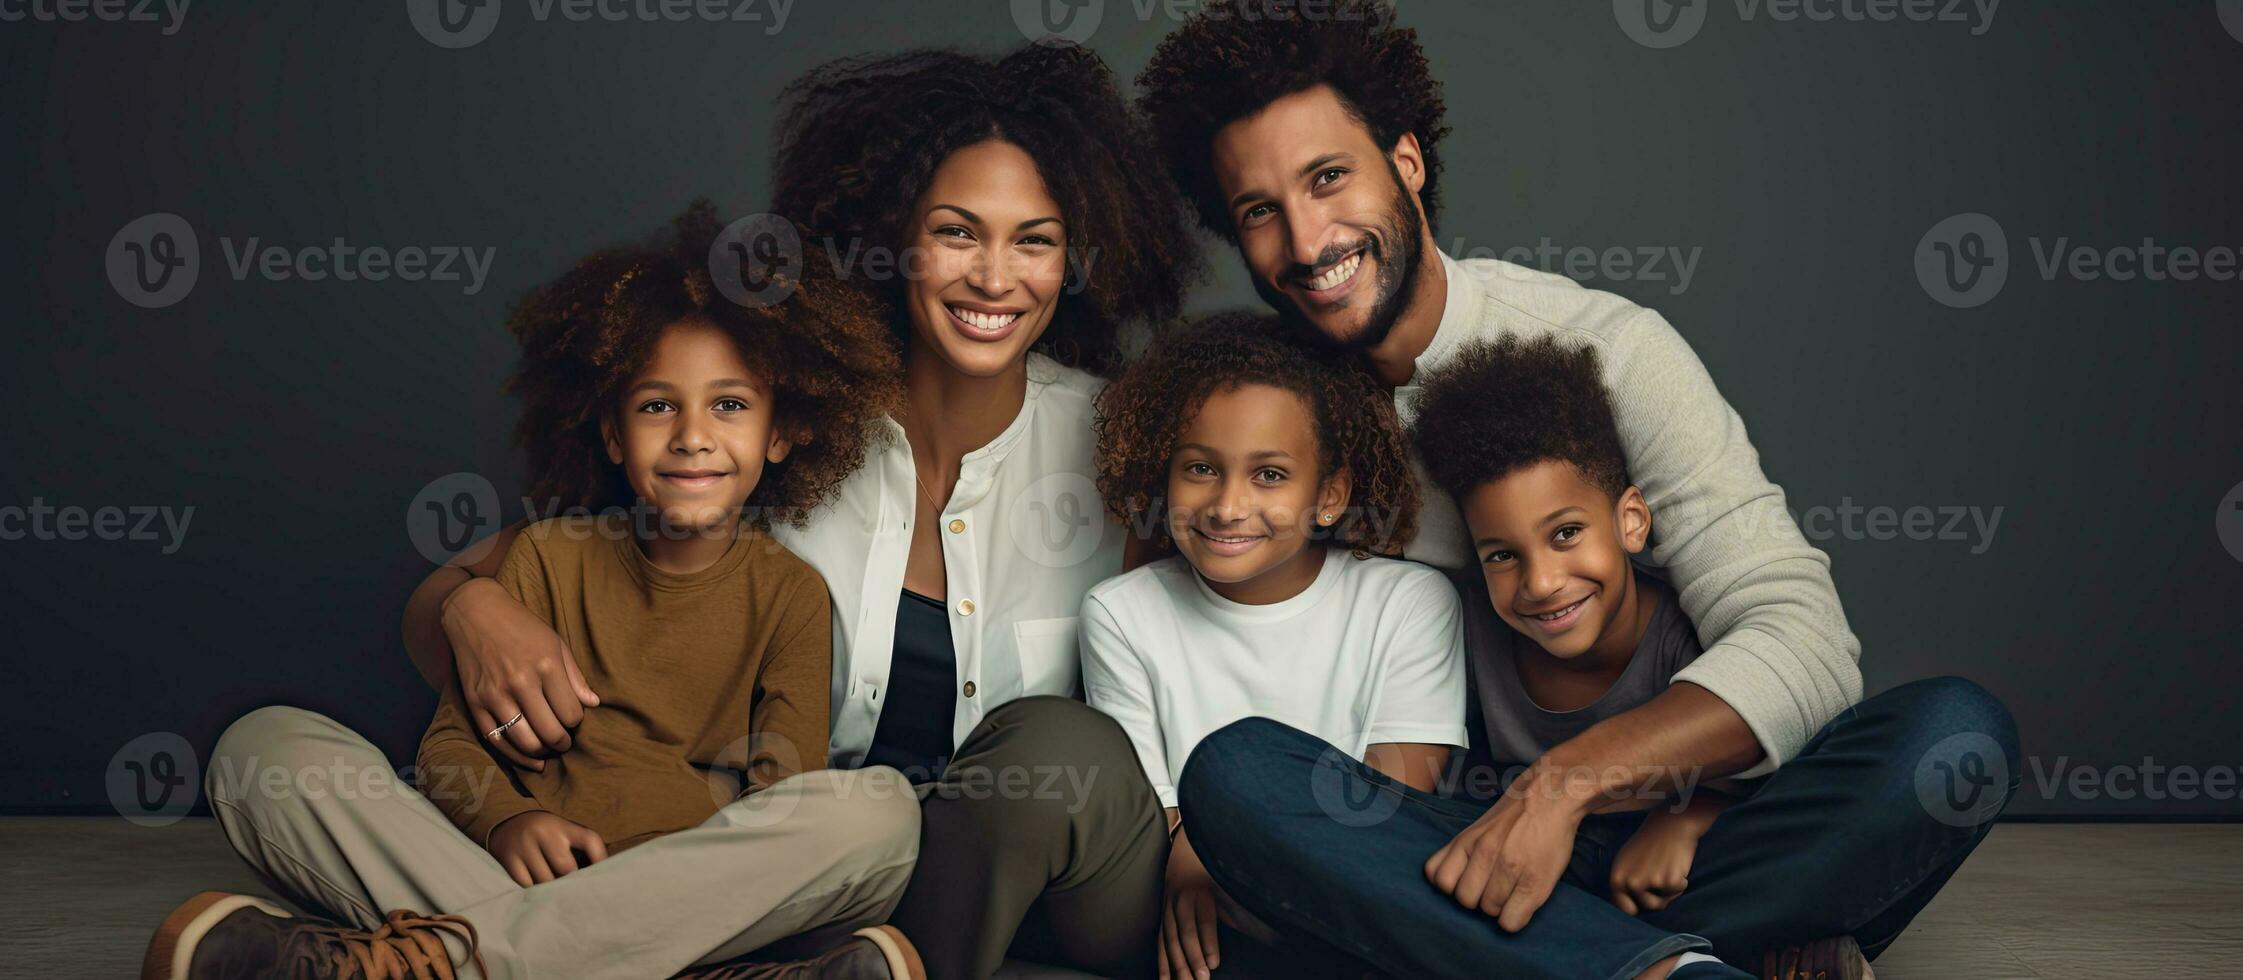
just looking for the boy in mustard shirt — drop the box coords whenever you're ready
[149,203,927,980]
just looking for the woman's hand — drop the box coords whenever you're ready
[486,811,608,887]
[441,577,597,771]
[1160,824,1225,980]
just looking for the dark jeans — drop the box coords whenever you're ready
[1179,676,2021,980]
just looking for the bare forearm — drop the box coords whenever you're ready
[403,566,471,691]
[1535,682,1763,814]
[1365,742,1450,794]
[401,521,524,693]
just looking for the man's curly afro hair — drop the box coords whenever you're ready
[505,200,903,526]
[1094,311,1419,557]
[769,41,1199,376]
[1406,335,1633,506]
[1137,0,1449,241]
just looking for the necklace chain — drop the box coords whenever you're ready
[913,463,947,518]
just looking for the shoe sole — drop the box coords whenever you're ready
[852,924,928,980]
[1759,935,1866,980]
[142,890,289,980]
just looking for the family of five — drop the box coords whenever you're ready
[143,3,2020,979]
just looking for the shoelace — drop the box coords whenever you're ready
[282,908,487,979]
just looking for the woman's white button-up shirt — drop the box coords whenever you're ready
[771,353,1125,767]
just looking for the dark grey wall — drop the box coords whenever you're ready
[4,1,2239,819]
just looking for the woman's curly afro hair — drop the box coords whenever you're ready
[769,41,1200,376]
[1094,311,1419,557]
[505,200,903,526]
[1137,0,1449,241]
[1406,335,1632,504]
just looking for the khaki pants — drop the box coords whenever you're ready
[206,706,920,980]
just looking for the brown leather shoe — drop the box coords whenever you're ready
[677,925,927,980]
[144,890,485,979]
[1759,935,1869,980]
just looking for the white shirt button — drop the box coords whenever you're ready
[957,598,975,616]
[948,518,966,534]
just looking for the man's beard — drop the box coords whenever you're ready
[1251,159,1427,352]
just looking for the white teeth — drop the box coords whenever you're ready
[1306,251,1363,291]
[950,306,1019,332]
[1533,600,1584,621]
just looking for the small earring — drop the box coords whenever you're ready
[1320,513,1333,524]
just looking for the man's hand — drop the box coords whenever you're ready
[1160,824,1225,980]
[442,577,598,771]
[1424,765,1590,932]
[1609,793,1726,915]
[487,811,608,887]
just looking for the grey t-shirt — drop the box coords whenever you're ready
[1463,571,1700,769]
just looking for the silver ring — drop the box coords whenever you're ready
[486,712,525,741]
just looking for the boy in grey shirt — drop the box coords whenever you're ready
[1412,334,1734,919]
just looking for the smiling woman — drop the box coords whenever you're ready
[750,40,1204,979]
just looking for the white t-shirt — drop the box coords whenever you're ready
[1079,549,1468,808]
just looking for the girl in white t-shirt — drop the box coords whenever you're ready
[1085,312,1469,978]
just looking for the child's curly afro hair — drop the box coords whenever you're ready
[1093,311,1419,557]
[504,200,903,525]
[1406,334,1632,505]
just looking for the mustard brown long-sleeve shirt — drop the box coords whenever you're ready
[418,514,833,852]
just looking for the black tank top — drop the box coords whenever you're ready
[863,589,958,782]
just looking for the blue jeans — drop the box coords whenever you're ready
[1178,677,2020,979]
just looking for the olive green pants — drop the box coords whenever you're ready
[893,696,1170,980]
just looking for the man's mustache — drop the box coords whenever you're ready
[1286,235,1379,280]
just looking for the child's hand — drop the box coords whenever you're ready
[1161,824,1227,980]
[1608,794,1726,916]
[488,811,608,887]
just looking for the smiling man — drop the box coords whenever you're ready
[1137,3,2020,978]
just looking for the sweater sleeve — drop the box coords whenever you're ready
[745,573,833,792]
[1607,309,1863,776]
[1078,592,1178,808]
[415,532,550,846]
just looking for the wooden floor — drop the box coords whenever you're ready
[5,818,2237,978]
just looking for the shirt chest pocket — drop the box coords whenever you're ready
[1010,616,1082,699]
